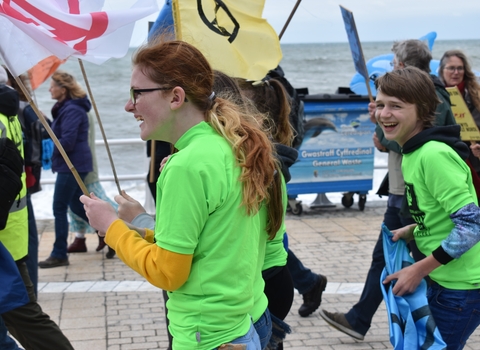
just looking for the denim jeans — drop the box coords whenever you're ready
[345,198,415,335]
[214,321,261,349]
[253,308,272,350]
[427,282,480,350]
[0,316,20,350]
[52,172,88,259]
[286,248,318,295]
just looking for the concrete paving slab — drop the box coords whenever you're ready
[25,200,480,349]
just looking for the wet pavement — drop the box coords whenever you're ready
[34,200,480,349]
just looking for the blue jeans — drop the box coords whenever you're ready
[286,248,318,295]
[0,317,20,350]
[253,308,272,350]
[345,198,415,335]
[52,172,88,259]
[427,282,480,350]
[26,194,38,296]
[214,322,261,350]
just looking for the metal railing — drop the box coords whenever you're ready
[38,138,156,214]
[39,138,388,185]
[40,138,148,185]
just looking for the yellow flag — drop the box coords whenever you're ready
[446,87,480,142]
[172,0,282,80]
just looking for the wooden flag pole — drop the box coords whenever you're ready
[279,0,302,40]
[149,140,156,183]
[365,77,374,103]
[78,59,122,194]
[147,21,157,185]
[12,74,90,196]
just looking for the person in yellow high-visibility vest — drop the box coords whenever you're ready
[0,67,73,350]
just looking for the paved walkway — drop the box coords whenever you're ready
[35,200,480,349]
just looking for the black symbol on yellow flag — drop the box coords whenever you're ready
[197,0,240,43]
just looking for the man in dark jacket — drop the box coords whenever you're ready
[319,39,457,341]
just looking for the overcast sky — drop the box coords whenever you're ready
[122,0,480,46]
[264,0,480,43]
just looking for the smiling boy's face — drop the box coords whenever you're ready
[375,91,423,147]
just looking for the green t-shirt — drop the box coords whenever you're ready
[155,122,261,349]
[403,140,480,289]
[262,175,288,271]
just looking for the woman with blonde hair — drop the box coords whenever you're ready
[39,70,92,268]
[81,39,283,349]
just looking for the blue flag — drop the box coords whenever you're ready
[148,0,174,40]
[339,6,369,82]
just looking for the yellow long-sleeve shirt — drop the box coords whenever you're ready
[105,219,192,291]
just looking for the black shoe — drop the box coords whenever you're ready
[298,274,327,317]
[319,309,365,340]
[106,247,116,259]
[39,256,69,269]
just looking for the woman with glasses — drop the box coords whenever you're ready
[80,38,283,350]
[38,70,93,269]
[439,50,480,178]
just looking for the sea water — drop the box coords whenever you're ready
[29,39,480,218]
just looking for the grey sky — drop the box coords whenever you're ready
[268,0,480,44]
[118,0,480,46]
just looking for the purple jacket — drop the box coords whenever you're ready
[51,97,93,173]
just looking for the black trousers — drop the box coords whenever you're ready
[2,262,73,350]
[263,265,294,350]
[263,265,294,320]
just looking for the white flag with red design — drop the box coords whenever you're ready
[0,0,158,76]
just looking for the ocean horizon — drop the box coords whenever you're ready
[27,39,480,219]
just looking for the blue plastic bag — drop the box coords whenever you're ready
[42,138,54,170]
[380,224,446,350]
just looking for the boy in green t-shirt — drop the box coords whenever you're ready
[376,66,480,349]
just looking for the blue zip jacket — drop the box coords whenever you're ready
[51,97,93,173]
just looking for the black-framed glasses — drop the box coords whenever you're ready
[444,66,464,73]
[130,87,171,105]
